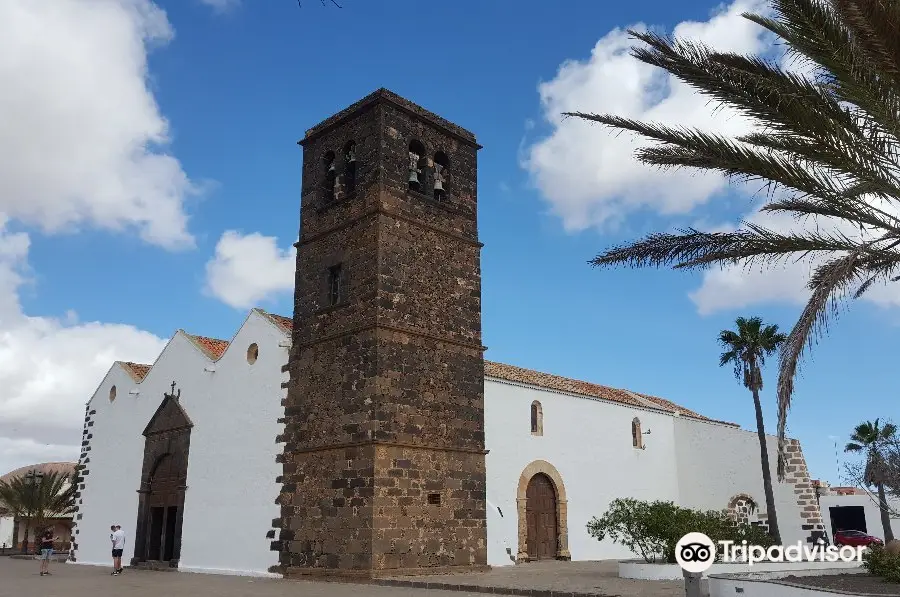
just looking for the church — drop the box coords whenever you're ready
[69,89,826,578]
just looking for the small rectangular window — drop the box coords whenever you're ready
[427,493,441,505]
[327,263,343,306]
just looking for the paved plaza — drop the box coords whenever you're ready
[0,556,703,597]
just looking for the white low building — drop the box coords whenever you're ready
[69,308,825,575]
[0,462,77,552]
[816,484,900,541]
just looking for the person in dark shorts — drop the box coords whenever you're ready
[38,529,57,576]
[111,524,125,575]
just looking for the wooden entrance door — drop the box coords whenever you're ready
[526,473,558,560]
[145,454,182,562]
[132,385,192,568]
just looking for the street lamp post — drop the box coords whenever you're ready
[22,470,44,553]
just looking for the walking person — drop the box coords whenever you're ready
[38,529,57,576]
[111,524,126,576]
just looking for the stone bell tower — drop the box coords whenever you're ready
[272,89,488,577]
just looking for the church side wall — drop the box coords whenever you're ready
[483,379,680,566]
[673,417,810,545]
[72,336,210,567]
[177,316,285,576]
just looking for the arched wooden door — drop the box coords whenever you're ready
[132,385,192,568]
[525,473,558,560]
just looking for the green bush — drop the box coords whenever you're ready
[863,545,900,583]
[586,498,775,563]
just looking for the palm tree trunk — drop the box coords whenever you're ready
[876,483,895,542]
[752,386,782,544]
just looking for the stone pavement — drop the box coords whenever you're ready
[0,556,703,597]
[380,560,705,596]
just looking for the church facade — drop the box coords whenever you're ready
[69,90,826,578]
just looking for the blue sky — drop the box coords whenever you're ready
[1,0,895,487]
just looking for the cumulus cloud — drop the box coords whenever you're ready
[0,0,196,249]
[198,0,241,12]
[523,0,770,231]
[0,438,80,478]
[689,202,900,314]
[526,0,900,314]
[0,0,193,474]
[0,223,167,475]
[204,231,296,309]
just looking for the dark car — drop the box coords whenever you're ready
[834,529,884,547]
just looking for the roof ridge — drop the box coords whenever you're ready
[484,360,737,427]
[182,332,231,360]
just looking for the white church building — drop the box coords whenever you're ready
[69,308,825,576]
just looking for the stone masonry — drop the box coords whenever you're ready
[272,89,488,578]
[69,403,96,560]
[783,439,827,543]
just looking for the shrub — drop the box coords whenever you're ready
[863,545,900,583]
[587,498,775,563]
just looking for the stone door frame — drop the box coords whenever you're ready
[516,459,570,562]
[131,384,192,568]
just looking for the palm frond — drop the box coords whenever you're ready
[776,252,867,479]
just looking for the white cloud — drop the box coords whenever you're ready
[690,203,900,314]
[199,0,241,13]
[204,231,296,309]
[0,223,167,475]
[526,0,900,314]
[0,0,196,249]
[0,438,81,480]
[523,0,771,232]
[0,0,192,474]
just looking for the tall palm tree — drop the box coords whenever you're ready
[719,316,787,543]
[845,419,897,542]
[567,0,900,479]
[0,471,75,552]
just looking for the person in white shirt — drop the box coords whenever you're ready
[110,525,126,576]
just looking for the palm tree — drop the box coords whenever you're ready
[567,0,900,479]
[845,419,897,542]
[0,470,75,552]
[719,316,787,543]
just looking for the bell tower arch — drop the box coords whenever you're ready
[272,89,487,578]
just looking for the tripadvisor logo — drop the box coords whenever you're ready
[675,532,866,573]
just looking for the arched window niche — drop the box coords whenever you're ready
[531,401,543,436]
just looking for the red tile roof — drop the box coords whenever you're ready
[184,334,230,359]
[484,360,736,426]
[127,312,729,427]
[485,361,645,407]
[120,362,151,382]
[264,312,293,332]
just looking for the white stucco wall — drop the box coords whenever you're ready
[72,312,285,576]
[484,378,681,566]
[0,516,13,548]
[674,417,808,545]
[820,493,900,541]
[73,310,818,575]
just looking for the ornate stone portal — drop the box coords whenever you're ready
[131,383,192,568]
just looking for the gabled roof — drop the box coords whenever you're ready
[484,360,737,427]
[182,333,230,360]
[119,361,151,382]
[257,310,293,332]
[88,309,732,428]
